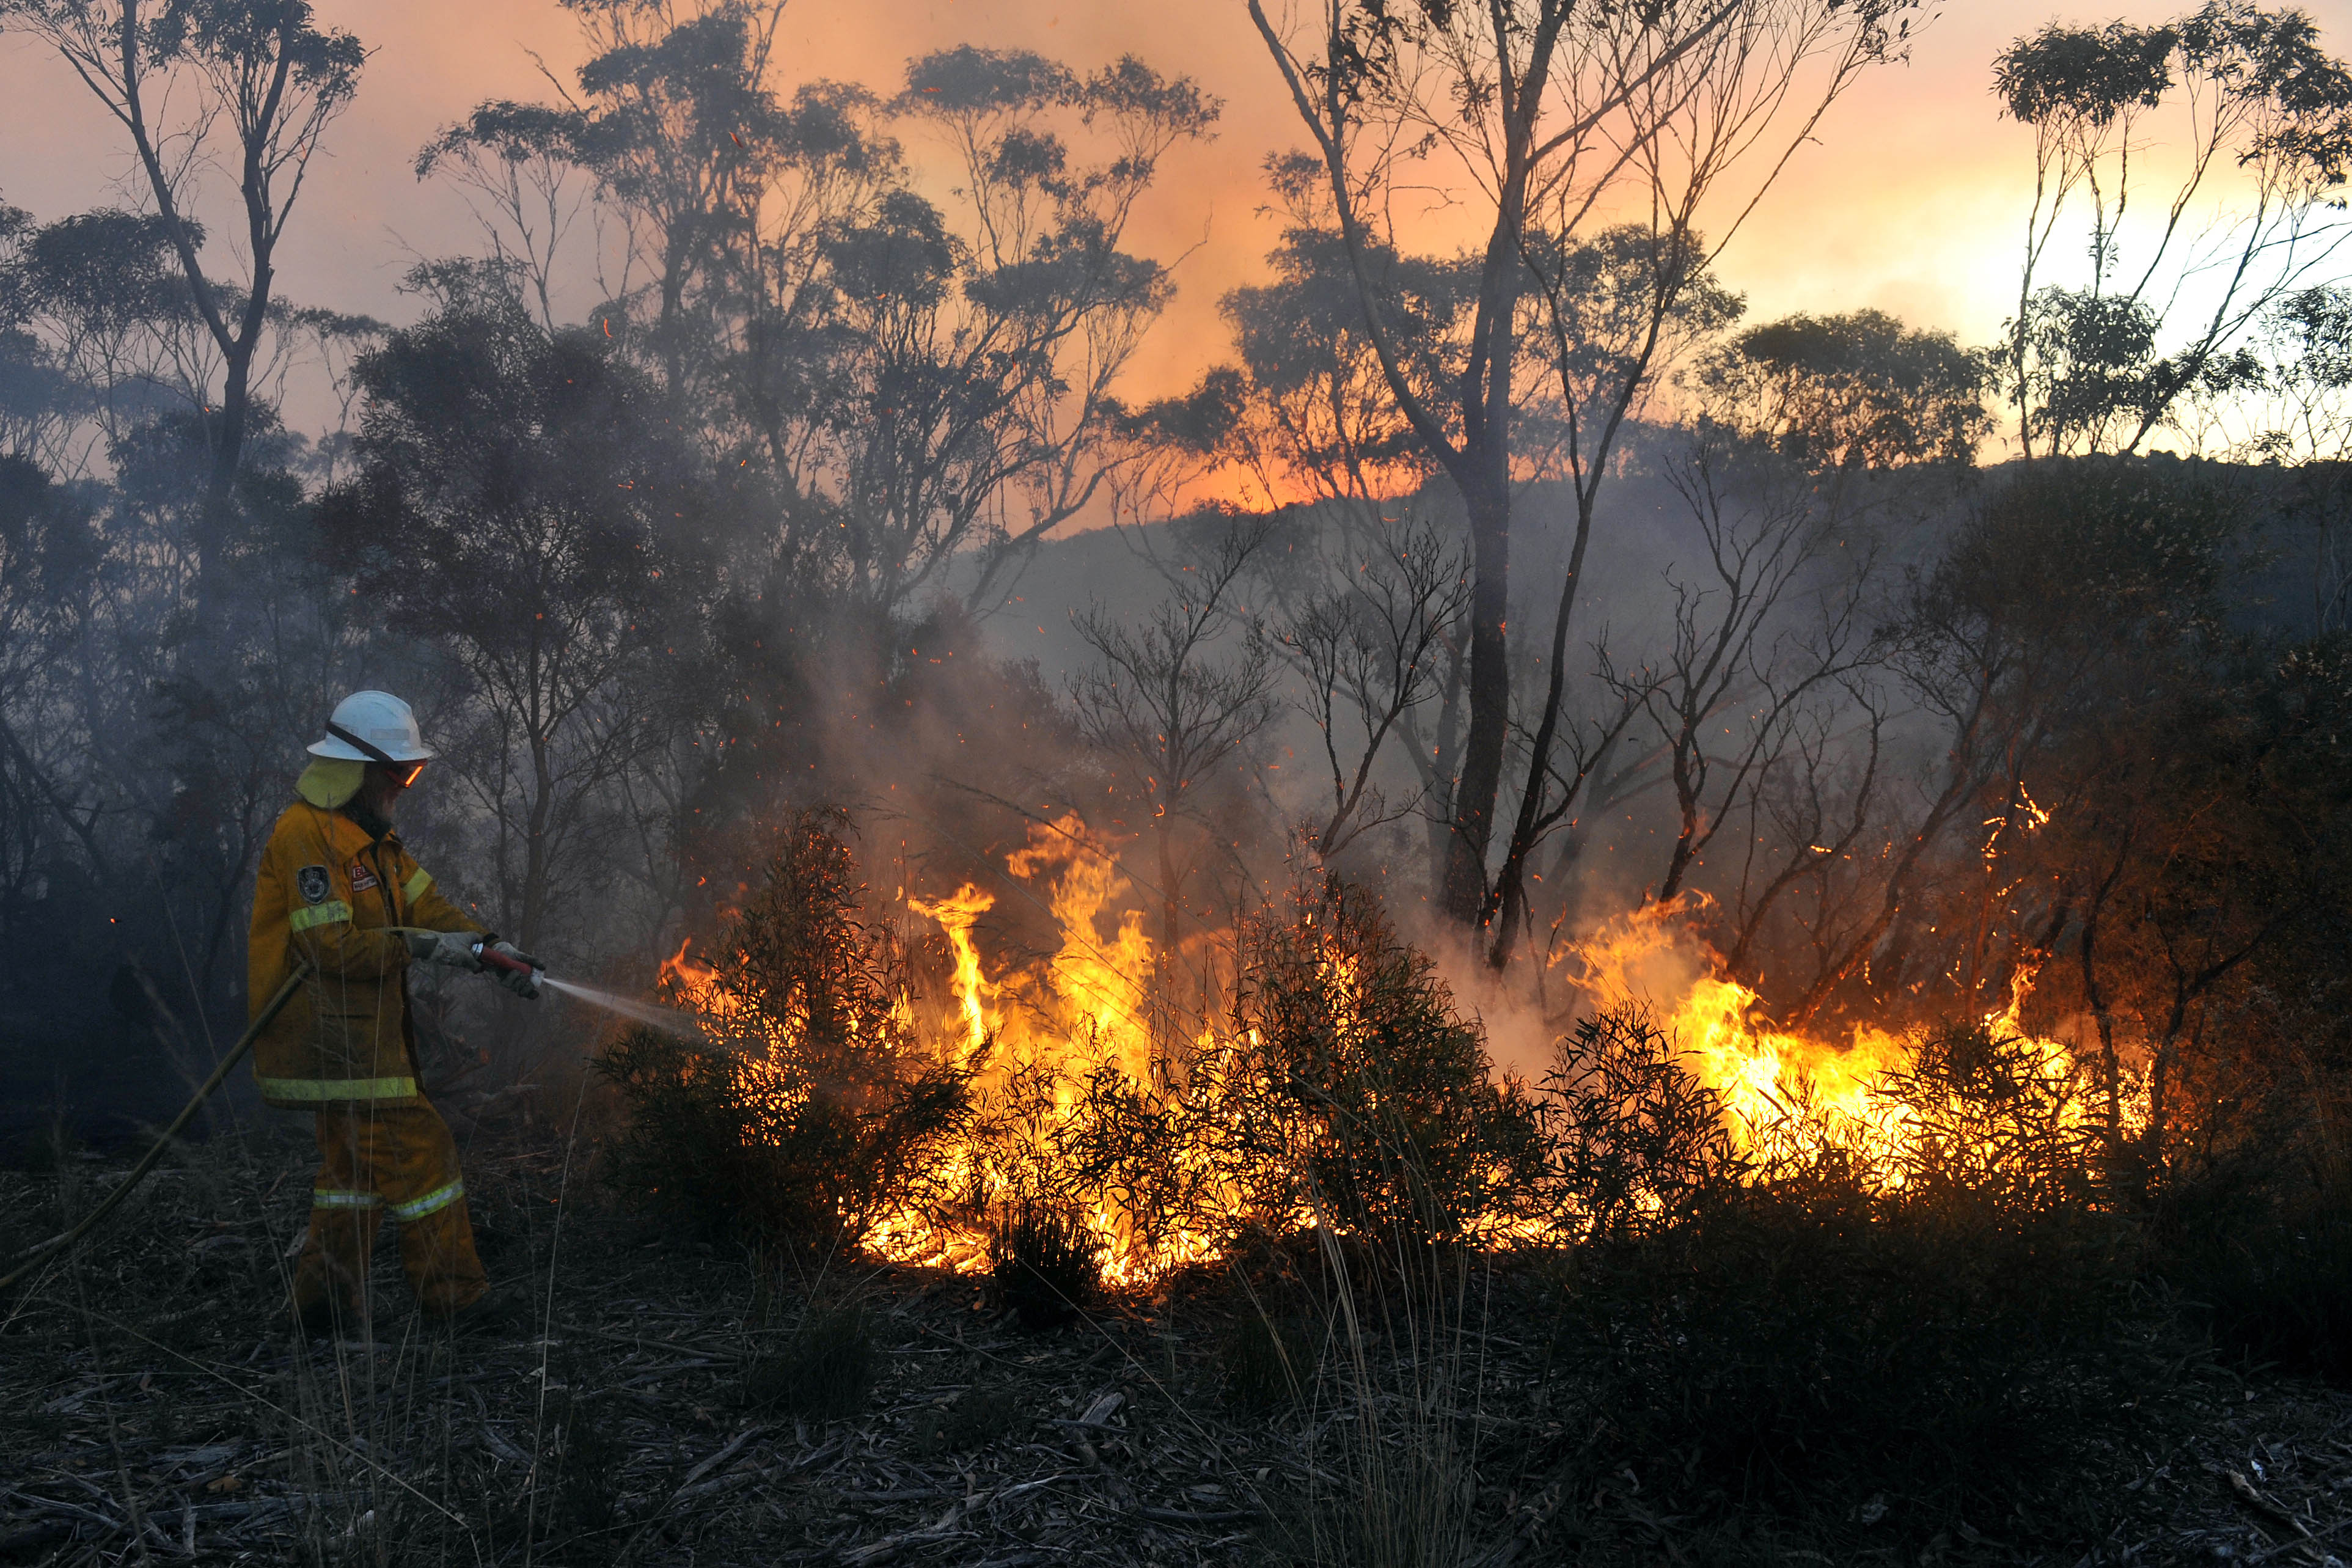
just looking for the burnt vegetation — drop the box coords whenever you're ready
[7,0,2352,1564]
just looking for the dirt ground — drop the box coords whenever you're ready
[4,1110,2351,1567]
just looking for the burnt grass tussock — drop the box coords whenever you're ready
[6,819,2350,1563]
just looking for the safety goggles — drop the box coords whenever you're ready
[326,721,428,789]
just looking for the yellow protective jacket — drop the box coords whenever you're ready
[247,799,480,1109]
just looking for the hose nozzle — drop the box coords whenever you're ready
[471,940,544,998]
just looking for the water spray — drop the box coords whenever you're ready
[535,975,710,1041]
[467,939,710,1042]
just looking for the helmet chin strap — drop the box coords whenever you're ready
[326,720,423,786]
[326,720,398,767]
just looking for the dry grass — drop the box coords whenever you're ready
[0,1119,2345,1566]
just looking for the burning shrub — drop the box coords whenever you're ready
[1536,1004,1748,1239]
[1527,1002,2180,1541]
[596,808,971,1253]
[1225,876,1545,1243]
[1052,1055,1229,1278]
[1880,1019,2101,1217]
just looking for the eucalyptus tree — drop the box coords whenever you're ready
[0,209,207,476]
[1994,3,2352,459]
[318,266,725,957]
[0,202,77,471]
[1247,0,1919,961]
[0,455,102,953]
[782,48,1218,617]
[2215,285,2352,632]
[415,101,607,333]
[424,14,1218,627]
[1193,225,1476,870]
[1702,309,1991,472]
[1647,310,1984,981]
[1273,512,1472,863]
[1070,516,1280,963]
[563,0,794,394]
[0,0,365,513]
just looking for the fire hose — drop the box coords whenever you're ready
[0,934,670,1294]
[0,959,313,1293]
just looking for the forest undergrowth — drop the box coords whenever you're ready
[591,814,2352,1564]
[0,1108,2346,1568]
[5,816,2351,1566]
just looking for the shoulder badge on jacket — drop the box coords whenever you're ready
[297,865,331,904]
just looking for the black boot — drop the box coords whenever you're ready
[295,1295,340,1340]
[436,1284,533,1337]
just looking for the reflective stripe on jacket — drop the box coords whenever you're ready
[247,799,477,1109]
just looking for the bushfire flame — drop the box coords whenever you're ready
[1555,897,2134,1181]
[889,819,1209,1283]
[655,822,2138,1283]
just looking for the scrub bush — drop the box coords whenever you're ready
[987,1199,1102,1330]
[1223,876,1546,1245]
[2131,1024,2352,1381]
[1536,1005,1746,1239]
[2172,1202,2352,1382]
[1219,1310,1314,1413]
[742,1302,877,1418]
[908,1378,1027,1453]
[596,808,971,1253]
[2150,1113,2352,1383]
[1559,1172,2169,1529]
[1545,1011,2186,1545]
[1881,1019,2101,1215]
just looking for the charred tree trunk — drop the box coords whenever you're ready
[522,717,554,956]
[1443,480,1512,924]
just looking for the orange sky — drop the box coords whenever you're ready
[4,0,2348,408]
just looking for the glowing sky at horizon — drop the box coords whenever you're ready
[4,0,2348,419]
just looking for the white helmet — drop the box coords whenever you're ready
[307,690,434,764]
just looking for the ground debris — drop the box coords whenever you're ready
[4,1130,2351,1566]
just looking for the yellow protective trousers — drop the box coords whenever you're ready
[294,1101,486,1317]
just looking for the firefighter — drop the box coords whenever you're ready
[247,689,538,1336]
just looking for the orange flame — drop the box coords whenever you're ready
[1555,898,2125,1183]
[907,884,995,1057]
[663,820,2139,1285]
[885,817,1202,1284]
[658,935,730,1020]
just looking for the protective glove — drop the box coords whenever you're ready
[405,929,487,970]
[483,940,542,1000]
